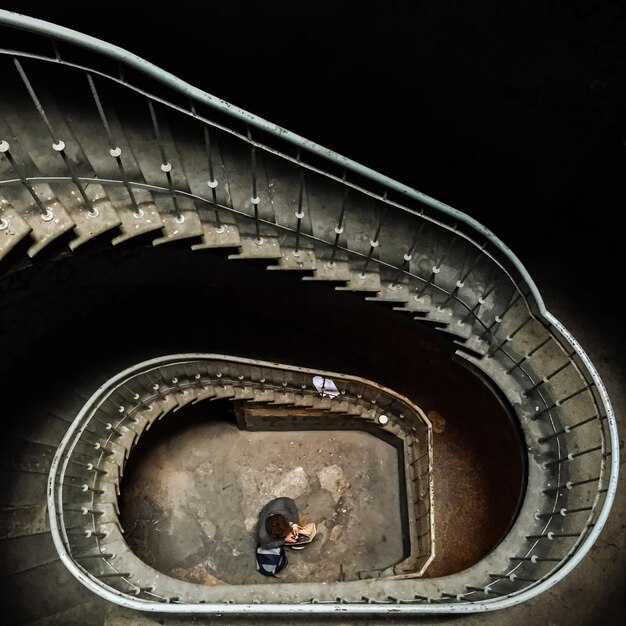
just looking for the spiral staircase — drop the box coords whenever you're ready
[0,9,619,624]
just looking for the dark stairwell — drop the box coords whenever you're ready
[0,4,622,625]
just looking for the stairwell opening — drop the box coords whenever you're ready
[118,399,409,584]
[0,244,527,599]
[3,248,524,577]
[0,13,619,615]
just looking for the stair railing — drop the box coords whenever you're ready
[0,8,619,615]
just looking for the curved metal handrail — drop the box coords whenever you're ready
[0,7,619,615]
[48,354,434,608]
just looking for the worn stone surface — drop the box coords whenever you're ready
[119,407,405,584]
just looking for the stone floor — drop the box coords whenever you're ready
[119,407,405,585]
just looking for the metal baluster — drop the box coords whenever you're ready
[69,461,107,476]
[75,552,114,559]
[390,218,425,287]
[510,556,562,563]
[536,506,593,519]
[14,58,96,216]
[131,585,155,595]
[87,74,141,216]
[525,532,581,540]
[523,358,575,395]
[102,404,138,425]
[507,336,551,375]
[538,415,597,443]
[440,592,463,600]
[542,444,602,468]
[542,475,600,494]
[488,313,532,356]
[329,172,349,266]
[415,266,438,299]
[190,101,222,230]
[294,149,305,254]
[532,384,593,420]
[64,483,104,495]
[147,100,182,221]
[0,140,49,217]
[362,196,389,275]
[439,246,485,310]
[489,573,538,583]
[481,291,523,343]
[247,126,262,242]
[461,276,501,325]
[465,586,504,596]
[49,38,62,61]
[63,506,104,516]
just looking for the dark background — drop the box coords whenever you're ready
[2,0,625,312]
[0,4,624,623]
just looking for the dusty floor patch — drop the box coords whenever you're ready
[120,408,405,584]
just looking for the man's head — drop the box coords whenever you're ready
[265,513,292,540]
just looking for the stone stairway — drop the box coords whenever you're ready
[43,356,432,606]
[0,11,618,622]
[0,63,500,355]
[0,414,109,623]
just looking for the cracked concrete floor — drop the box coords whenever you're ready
[119,405,405,585]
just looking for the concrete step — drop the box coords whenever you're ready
[61,502,119,533]
[138,375,180,416]
[154,369,197,410]
[0,200,32,261]
[172,384,200,411]
[119,114,205,246]
[100,420,138,454]
[309,395,333,411]
[218,134,276,229]
[228,233,282,261]
[66,104,168,244]
[89,437,127,468]
[3,558,96,624]
[0,504,48,539]
[0,439,55,475]
[336,267,382,294]
[191,384,218,403]
[267,245,317,272]
[110,188,165,245]
[22,598,111,626]
[10,95,121,249]
[151,198,205,246]
[268,390,296,405]
[302,256,351,284]
[112,399,162,435]
[455,334,490,357]
[326,398,355,414]
[93,533,191,601]
[244,388,277,403]
[23,188,75,257]
[393,292,433,315]
[232,386,257,401]
[0,530,58,576]
[209,384,236,400]
[291,394,315,408]
[191,222,241,251]
[0,469,48,508]
[366,279,411,305]
[65,184,122,251]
